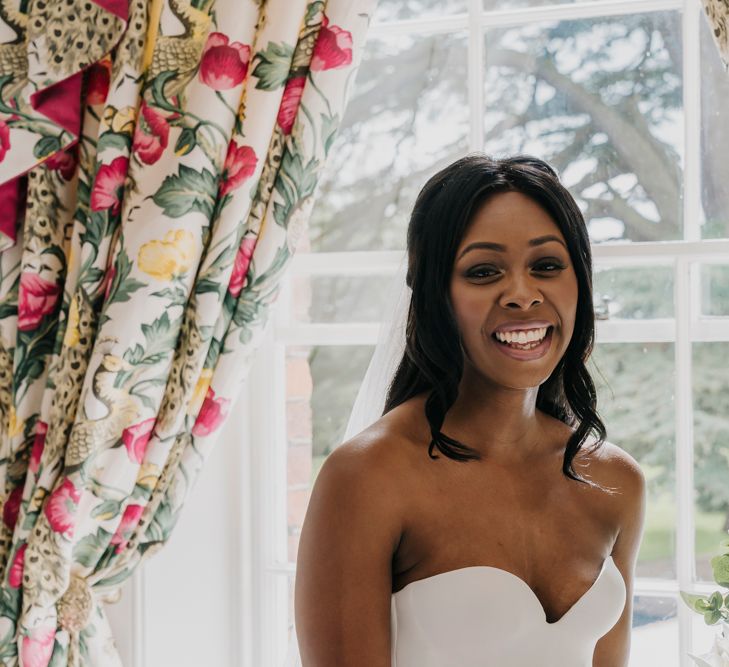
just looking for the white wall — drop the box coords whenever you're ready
[105,379,253,667]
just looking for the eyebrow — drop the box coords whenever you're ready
[457,235,567,261]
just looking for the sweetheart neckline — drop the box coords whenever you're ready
[392,555,618,626]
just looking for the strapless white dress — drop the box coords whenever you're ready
[390,555,626,666]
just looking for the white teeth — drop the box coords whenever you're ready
[494,326,548,344]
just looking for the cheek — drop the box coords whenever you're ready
[450,288,486,338]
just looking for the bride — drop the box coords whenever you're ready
[293,153,647,666]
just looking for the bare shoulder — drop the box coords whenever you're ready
[577,439,647,558]
[294,422,412,665]
[575,438,646,494]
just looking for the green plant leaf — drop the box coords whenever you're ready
[152,165,218,218]
[252,41,294,90]
[33,135,62,159]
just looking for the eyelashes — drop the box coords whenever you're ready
[466,261,567,279]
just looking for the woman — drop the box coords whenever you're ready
[294,154,646,666]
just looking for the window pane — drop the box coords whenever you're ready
[485,0,600,9]
[700,264,729,316]
[691,611,726,661]
[594,265,674,319]
[693,342,729,583]
[590,343,676,578]
[375,0,467,22]
[630,596,679,666]
[483,12,683,244]
[309,32,469,252]
[286,345,374,565]
[701,16,729,240]
[291,275,397,323]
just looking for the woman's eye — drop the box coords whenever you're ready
[535,261,566,272]
[466,261,565,279]
[467,266,498,279]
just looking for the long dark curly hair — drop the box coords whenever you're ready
[383,153,610,489]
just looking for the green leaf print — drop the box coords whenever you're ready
[90,499,123,521]
[152,165,218,218]
[73,528,113,568]
[252,41,294,90]
[33,135,62,159]
[320,111,339,155]
[107,247,146,306]
[97,131,133,154]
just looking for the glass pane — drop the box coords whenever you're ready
[630,596,679,666]
[485,0,599,9]
[483,12,683,244]
[691,611,726,662]
[700,264,729,316]
[590,343,676,578]
[375,0,467,22]
[701,16,729,240]
[310,32,469,252]
[693,342,729,582]
[286,345,374,565]
[291,275,397,323]
[594,265,674,319]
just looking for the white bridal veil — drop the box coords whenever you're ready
[283,253,411,666]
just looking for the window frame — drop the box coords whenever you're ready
[248,1,729,665]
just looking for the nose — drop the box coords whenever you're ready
[498,274,544,310]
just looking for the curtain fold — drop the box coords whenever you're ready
[0,0,376,664]
[702,0,729,69]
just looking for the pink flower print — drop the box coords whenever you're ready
[199,32,251,90]
[121,417,157,464]
[29,421,48,474]
[45,145,78,180]
[44,477,81,538]
[2,484,22,530]
[110,504,145,554]
[90,156,128,214]
[86,58,111,105]
[277,76,306,135]
[18,272,61,331]
[8,542,27,588]
[192,386,231,437]
[0,120,10,162]
[311,15,353,71]
[228,235,256,298]
[132,102,170,165]
[220,142,257,197]
[20,623,56,667]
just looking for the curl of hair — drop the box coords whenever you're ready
[383,153,613,492]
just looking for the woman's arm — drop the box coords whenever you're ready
[592,446,647,667]
[295,437,404,667]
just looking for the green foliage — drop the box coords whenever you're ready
[152,165,218,218]
[252,42,294,91]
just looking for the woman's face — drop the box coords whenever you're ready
[449,190,579,390]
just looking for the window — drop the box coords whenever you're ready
[248,1,729,664]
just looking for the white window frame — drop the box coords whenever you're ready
[248,1,729,665]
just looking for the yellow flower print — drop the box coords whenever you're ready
[63,296,80,348]
[7,405,24,438]
[102,105,137,136]
[187,367,213,416]
[138,229,196,281]
[135,462,161,492]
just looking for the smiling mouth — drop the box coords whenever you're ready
[492,325,553,348]
[490,325,555,359]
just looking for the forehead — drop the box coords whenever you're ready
[460,191,564,247]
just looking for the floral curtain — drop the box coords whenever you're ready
[0,0,376,665]
[702,0,729,69]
